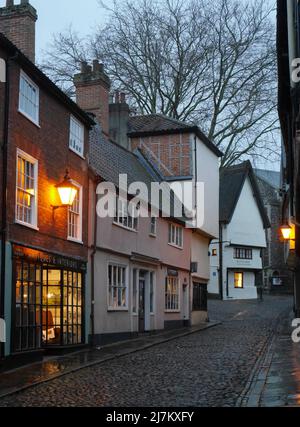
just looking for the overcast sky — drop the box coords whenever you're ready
[0,0,108,58]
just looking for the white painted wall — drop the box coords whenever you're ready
[191,135,220,239]
[208,176,267,300]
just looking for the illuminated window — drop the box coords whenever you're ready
[212,249,217,256]
[16,149,38,228]
[165,276,179,311]
[68,183,82,242]
[19,71,39,125]
[234,272,244,289]
[108,264,127,309]
[69,116,84,157]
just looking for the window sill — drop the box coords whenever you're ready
[149,233,157,238]
[18,109,40,128]
[107,308,129,312]
[113,222,138,233]
[168,243,183,250]
[69,147,85,160]
[165,310,181,313]
[67,237,83,245]
[15,220,39,231]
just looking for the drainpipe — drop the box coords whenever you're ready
[90,178,100,347]
[219,224,223,300]
[1,55,14,359]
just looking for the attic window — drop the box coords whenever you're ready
[69,116,84,157]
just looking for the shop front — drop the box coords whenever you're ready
[11,245,86,354]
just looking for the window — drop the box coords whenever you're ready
[234,272,244,289]
[114,197,138,231]
[234,248,252,259]
[150,217,157,236]
[69,116,84,157]
[68,183,82,242]
[13,260,84,352]
[193,283,207,311]
[212,249,217,256]
[168,223,183,248]
[108,264,127,309]
[165,276,179,311]
[16,150,38,228]
[19,71,39,125]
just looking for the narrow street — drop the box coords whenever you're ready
[0,296,292,407]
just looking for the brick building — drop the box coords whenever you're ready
[0,1,94,368]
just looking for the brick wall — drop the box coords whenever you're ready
[0,2,37,63]
[74,61,111,137]
[130,133,192,177]
[3,61,90,261]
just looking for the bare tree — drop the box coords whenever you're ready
[40,0,279,167]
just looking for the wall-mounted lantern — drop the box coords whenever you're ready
[280,223,292,240]
[52,170,77,210]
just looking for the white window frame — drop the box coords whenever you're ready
[67,181,83,244]
[150,217,157,236]
[69,115,85,158]
[18,70,40,127]
[15,148,39,230]
[165,276,180,312]
[107,262,128,311]
[113,197,138,232]
[168,223,183,249]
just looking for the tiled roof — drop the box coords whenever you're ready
[220,161,270,228]
[128,113,223,158]
[129,114,192,133]
[89,124,187,223]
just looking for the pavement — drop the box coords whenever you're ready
[0,321,220,400]
[0,296,293,407]
[238,308,300,407]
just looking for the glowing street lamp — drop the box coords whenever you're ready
[52,170,77,210]
[280,223,292,241]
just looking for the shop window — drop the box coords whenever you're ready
[108,264,128,309]
[165,276,179,311]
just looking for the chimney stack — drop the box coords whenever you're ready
[109,91,130,149]
[0,0,37,63]
[74,60,111,136]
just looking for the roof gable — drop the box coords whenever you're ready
[220,161,270,229]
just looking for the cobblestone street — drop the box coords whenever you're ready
[0,296,292,407]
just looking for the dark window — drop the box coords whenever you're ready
[234,247,252,259]
[193,283,207,311]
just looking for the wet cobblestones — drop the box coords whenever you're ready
[0,296,292,407]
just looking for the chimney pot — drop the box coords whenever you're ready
[115,91,120,104]
[93,59,101,72]
[6,0,14,6]
[21,0,29,4]
[80,61,88,73]
[120,92,126,103]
